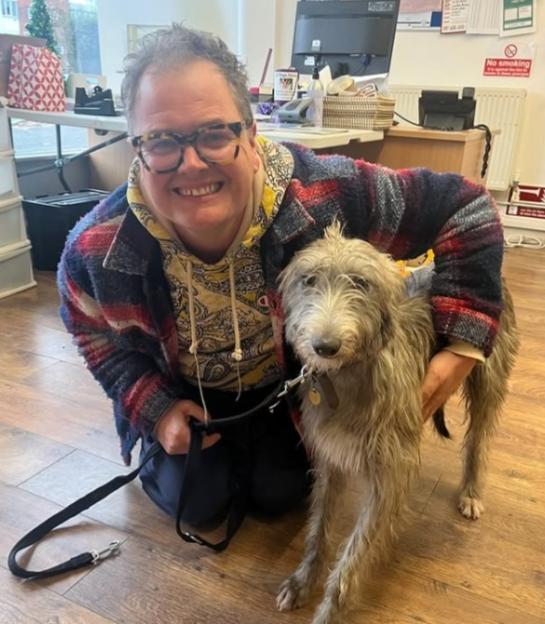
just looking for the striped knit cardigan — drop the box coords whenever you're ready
[57,142,504,463]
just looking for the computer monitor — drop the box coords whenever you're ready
[290,0,400,79]
[418,89,476,131]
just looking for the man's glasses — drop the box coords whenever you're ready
[130,121,247,174]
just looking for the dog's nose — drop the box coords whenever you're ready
[312,337,341,357]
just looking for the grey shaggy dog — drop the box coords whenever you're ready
[275,223,519,624]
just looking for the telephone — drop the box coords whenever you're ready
[276,98,311,123]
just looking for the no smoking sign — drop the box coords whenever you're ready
[484,42,533,77]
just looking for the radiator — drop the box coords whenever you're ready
[388,85,527,191]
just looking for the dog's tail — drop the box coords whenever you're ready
[433,407,451,438]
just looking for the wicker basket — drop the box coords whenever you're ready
[323,95,396,130]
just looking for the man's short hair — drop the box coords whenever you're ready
[121,23,253,131]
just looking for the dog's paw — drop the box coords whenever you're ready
[276,575,309,611]
[311,601,342,624]
[458,495,484,520]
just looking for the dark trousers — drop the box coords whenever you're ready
[139,384,311,527]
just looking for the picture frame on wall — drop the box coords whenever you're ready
[397,0,443,30]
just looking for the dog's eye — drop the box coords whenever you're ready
[351,276,369,290]
[302,274,317,287]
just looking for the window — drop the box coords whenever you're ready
[1,0,101,158]
[1,0,18,18]
[10,118,90,159]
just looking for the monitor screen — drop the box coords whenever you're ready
[291,0,400,78]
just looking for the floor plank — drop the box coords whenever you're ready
[0,567,117,624]
[0,483,128,595]
[0,379,122,464]
[0,422,73,486]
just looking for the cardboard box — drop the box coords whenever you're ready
[0,34,46,97]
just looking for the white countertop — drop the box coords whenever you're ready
[7,107,128,133]
[6,108,384,150]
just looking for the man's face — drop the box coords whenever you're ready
[131,60,259,256]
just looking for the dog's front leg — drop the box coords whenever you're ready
[276,460,345,611]
[313,472,404,624]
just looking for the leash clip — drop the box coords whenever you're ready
[269,365,311,412]
[91,540,121,564]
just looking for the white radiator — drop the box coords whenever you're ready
[388,85,527,191]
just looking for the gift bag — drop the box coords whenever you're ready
[7,43,65,112]
[0,35,45,97]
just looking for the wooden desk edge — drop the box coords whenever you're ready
[386,125,500,142]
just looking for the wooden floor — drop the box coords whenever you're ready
[1,247,544,624]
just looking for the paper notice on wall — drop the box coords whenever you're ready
[467,0,501,34]
[483,41,535,77]
[441,0,469,33]
[500,0,536,37]
[398,0,443,29]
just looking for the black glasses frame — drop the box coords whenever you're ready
[130,121,247,174]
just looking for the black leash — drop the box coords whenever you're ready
[7,440,162,580]
[8,380,287,580]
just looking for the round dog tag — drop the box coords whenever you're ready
[309,386,322,406]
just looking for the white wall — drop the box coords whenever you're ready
[96,0,238,95]
[237,0,276,88]
[388,9,545,186]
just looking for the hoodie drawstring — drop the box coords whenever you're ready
[228,257,243,401]
[186,257,244,412]
[186,259,209,423]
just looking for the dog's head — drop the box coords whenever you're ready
[279,223,405,372]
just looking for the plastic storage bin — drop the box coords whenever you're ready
[22,189,109,271]
[0,241,37,299]
[0,195,27,248]
[0,150,19,198]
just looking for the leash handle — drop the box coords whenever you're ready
[175,381,285,550]
[176,419,251,552]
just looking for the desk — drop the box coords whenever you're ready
[338,125,494,185]
[256,123,383,150]
[7,108,384,189]
[7,107,385,145]
[7,108,492,188]
[7,108,128,133]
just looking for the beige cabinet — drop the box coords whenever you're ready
[321,125,494,185]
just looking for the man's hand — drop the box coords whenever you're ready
[154,400,221,455]
[422,350,477,422]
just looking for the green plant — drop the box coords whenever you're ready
[25,0,60,56]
